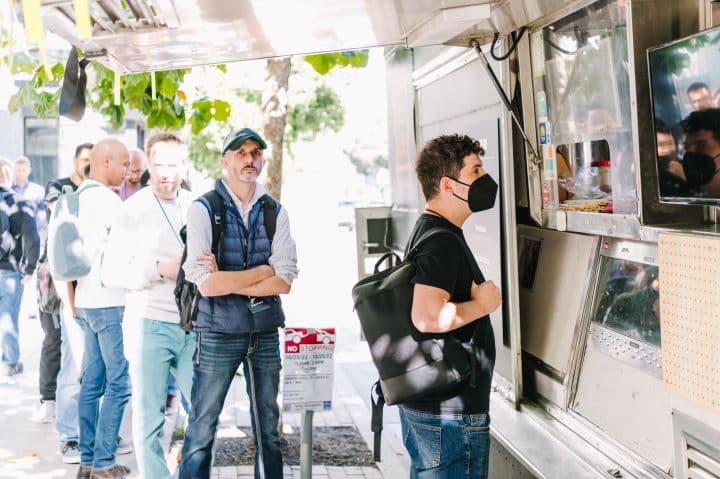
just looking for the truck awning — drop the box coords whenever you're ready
[40,0,498,72]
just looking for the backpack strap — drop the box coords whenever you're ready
[199,190,225,255]
[370,380,385,462]
[259,194,279,242]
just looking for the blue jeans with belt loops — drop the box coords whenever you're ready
[179,330,283,479]
[399,406,491,479]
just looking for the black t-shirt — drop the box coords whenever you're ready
[403,213,496,414]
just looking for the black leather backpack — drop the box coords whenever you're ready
[351,227,483,460]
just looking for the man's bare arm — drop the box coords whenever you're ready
[410,281,501,334]
[198,265,273,297]
[235,276,291,297]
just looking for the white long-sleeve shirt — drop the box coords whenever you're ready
[183,180,298,287]
[74,180,126,309]
[102,186,193,323]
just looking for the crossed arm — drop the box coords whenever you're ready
[197,262,290,297]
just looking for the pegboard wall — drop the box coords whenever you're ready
[659,233,720,412]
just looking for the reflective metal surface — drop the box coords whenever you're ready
[518,225,599,408]
[42,0,499,72]
[572,236,672,472]
[589,323,662,378]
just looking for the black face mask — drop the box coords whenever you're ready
[682,151,720,188]
[450,174,498,212]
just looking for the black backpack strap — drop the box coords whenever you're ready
[370,380,385,462]
[259,194,279,242]
[406,227,485,388]
[200,190,225,254]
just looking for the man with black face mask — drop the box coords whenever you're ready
[401,134,502,479]
[681,108,720,197]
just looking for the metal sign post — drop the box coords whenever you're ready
[283,327,336,479]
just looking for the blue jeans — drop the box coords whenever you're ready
[179,330,283,479]
[55,309,84,442]
[76,307,131,470]
[399,406,491,479]
[0,270,23,366]
[132,319,195,479]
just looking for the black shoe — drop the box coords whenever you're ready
[60,440,81,464]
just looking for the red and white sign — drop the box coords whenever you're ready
[283,327,335,412]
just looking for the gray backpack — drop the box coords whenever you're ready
[47,183,99,281]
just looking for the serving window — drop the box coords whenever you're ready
[531,0,637,214]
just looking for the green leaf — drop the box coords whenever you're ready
[123,73,150,109]
[212,99,231,122]
[215,64,227,73]
[158,75,179,98]
[8,83,33,113]
[304,54,336,75]
[101,104,125,130]
[303,50,369,75]
[51,63,64,81]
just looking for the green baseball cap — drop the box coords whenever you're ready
[222,128,267,156]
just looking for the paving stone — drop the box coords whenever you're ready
[327,466,348,479]
[236,465,254,475]
[361,467,383,478]
[217,466,237,479]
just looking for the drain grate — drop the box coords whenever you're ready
[214,426,376,467]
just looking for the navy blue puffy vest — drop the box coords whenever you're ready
[195,180,284,334]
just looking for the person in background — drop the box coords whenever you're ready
[687,82,714,111]
[12,156,46,238]
[0,157,40,376]
[102,132,195,479]
[655,119,691,197]
[681,108,720,197]
[117,149,147,201]
[72,139,131,479]
[31,202,63,424]
[46,142,93,464]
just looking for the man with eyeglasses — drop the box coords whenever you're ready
[178,128,298,479]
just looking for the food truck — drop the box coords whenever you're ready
[25,0,720,477]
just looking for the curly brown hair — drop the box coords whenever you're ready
[416,134,485,200]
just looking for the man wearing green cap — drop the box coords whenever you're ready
[179,128,298,479]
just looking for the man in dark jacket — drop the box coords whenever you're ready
[0,157,40,376]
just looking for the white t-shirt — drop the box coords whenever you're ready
[73,179,126,309]
[102,187,193,323]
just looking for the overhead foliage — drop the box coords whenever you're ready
[304,50,369,75]
[66,62,229,132]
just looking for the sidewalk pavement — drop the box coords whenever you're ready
[199,339,409,479]
[0,289,409,478]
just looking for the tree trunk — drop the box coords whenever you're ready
[261,57,291,200]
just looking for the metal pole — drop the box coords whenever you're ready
[471,40,541,166]
[300,409,314,479]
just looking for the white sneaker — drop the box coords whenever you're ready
[116,436,133,455]
[32,400,56,423]
[59,440,81,464]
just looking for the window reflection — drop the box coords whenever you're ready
[592,258,661,347]
[532,0,637,213]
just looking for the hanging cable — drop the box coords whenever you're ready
[490,26,527,61]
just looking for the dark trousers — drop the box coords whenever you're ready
[39,311,61,401]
